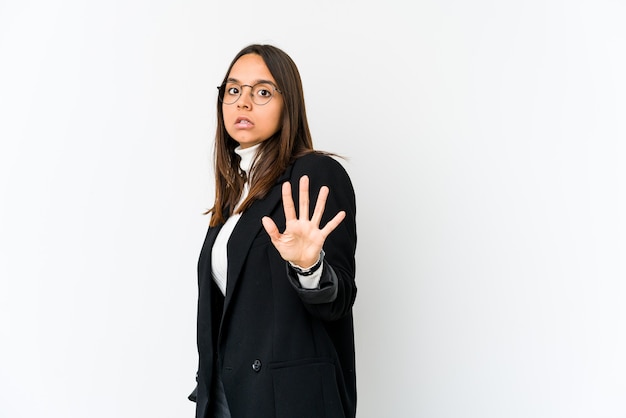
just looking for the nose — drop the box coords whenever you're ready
[237,85,253,109]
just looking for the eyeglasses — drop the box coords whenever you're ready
[217,81,282,106]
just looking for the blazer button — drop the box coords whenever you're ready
[252,359,262,372]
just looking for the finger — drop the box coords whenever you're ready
[320,211,346,237]
[310,186,329,227]
[261,216,281,240]
[298,175,309,220]
[281,181,297,221]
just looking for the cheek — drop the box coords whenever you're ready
[269,105,284,131]
[222,104,233,121]
[222,108,236,136]
[266,112,282,135]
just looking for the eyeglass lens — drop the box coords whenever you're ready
[219,82,277,105]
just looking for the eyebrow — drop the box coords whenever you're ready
[226,77,277,86]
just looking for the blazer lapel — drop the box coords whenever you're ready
[198,224,222,285]
[223,184,280,312]
[223,166,292,314]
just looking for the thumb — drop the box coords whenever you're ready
[261,216,280,240]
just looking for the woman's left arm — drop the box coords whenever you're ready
[262,155,357,321]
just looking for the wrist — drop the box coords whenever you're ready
[289,250,325,276]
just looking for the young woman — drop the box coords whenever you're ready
[190,44,357,418]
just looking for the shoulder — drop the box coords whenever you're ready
[291,152,351,180]
[290,152,355,204]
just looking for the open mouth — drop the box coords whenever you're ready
[235,117,253,127]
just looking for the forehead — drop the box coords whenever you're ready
[228,53,276,84]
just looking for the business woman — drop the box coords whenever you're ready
[191,44,358,418]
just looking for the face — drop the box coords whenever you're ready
[222,54,283,149]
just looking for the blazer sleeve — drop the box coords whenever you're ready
[285,153,357,322]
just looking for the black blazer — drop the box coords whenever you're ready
[193,153,357,418]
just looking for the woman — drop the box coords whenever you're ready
[191,44,357,418]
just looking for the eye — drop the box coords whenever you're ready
[254,83,274,98]
[226,86,240,96]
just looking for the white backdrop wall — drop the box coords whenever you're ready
[1,1,624,417]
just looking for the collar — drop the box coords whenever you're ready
[234,144,261,175]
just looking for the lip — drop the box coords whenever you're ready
[234,116,254,129]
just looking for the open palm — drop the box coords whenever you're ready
[262,175,345,268]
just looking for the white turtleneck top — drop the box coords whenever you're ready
[211,144,322,295]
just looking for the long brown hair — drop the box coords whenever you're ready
[207,44,315,226]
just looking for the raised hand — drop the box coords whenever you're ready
[262,175,345,268]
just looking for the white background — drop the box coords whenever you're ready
[1,1,624,417]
